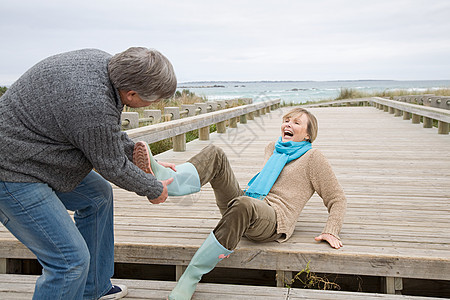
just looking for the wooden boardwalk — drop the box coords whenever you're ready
[1,105,449,296]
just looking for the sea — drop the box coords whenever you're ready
[177,80,450,104]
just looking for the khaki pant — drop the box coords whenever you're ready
[188,145,282,250]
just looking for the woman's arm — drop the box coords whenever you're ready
[309,150,347,249]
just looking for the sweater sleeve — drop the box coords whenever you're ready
[119,131,136,162]
[72,123,163,199]
[308,150,346,239]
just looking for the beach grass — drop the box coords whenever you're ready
[335,87,450,100]
[0,86,7,97]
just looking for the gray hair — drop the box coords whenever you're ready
[108,47,177,101]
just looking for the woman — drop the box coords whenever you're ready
[134,107,347,300]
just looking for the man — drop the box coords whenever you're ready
[0,47,175,299]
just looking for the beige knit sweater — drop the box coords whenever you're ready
[263,142,346,242]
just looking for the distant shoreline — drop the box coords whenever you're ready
[178,79,398,85]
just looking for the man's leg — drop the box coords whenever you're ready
[0,181,90,300]
[56,170,114,299]
[188,145,244,214]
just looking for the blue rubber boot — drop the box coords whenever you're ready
[168,232,233,300]
[133,141,201,196]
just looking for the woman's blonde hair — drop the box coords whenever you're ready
[282,108,318,143]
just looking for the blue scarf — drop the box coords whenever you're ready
[244,137,312,200]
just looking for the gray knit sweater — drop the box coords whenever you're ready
[0,49,163,199]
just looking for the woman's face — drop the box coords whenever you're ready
[281,113,310,142]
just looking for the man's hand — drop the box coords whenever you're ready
[157,161,177,172]
[147,178,174,204]
[314,233,343,249]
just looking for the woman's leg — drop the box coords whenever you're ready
[0,181,90,300]
[169,197,280,300]
[188,145,243,214]
[56,170,115,300]
[214,196,281,250]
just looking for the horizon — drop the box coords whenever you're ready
[178,79,450,84]
[3,78,450,88]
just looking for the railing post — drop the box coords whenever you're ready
[173,134,186,152]
[181,105,197,117]
[207,102,218,112]
[240,114,248,124]
[384,106,389,112]
[164,107,180,120]
[247,111,255,120]
[195,103,208,114]
[389,107,395,114]
[438,121,449,134]
[164,107,185,151]
[216,100,226,110]
[216,121,227,133]
[411,114,421,124]
[441,97,450,110]
[121,112,139,129]
[143,110,161,124]
[229,117,238,128]
[423,117,433,128]
[394,108,402,117]
[402,111,411,120]
[199,127,210,140]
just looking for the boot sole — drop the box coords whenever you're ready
[133,141,155,176]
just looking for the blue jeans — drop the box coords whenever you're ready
[0,171,114,300]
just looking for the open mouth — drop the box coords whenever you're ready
[283,130,294,138]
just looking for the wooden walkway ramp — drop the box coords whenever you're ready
[1,105,449,297]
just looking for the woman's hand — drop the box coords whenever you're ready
[147,178,174,204]
[158,161,177,172]
[314,233,343,249]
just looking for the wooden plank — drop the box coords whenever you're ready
[0,274,443,300]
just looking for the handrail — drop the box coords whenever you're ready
[301,97,449,135]
[126,99,281,151]
[302,98,372,108]
[121,100,251,128]
[370,97,450,123]
[370,97,449,134]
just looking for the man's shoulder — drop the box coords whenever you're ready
[51,48,111,60]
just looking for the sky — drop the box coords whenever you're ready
[1,0,450,85]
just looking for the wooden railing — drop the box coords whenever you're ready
[303,96,450,135]
[121,99,253,129]
[393,94,450,110]
[125,99,281,151]
[370,97,450,134]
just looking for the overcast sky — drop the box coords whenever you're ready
[1,0,450,85]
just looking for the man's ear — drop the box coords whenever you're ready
[119,90,138,105]
[126,91,138,102]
